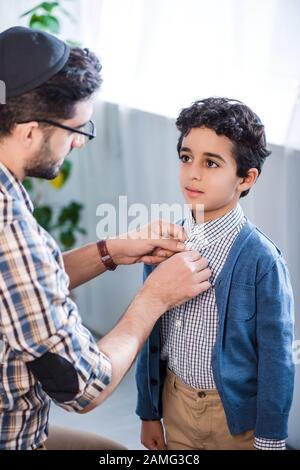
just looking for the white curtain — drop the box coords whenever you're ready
[2,0,300,148]
[78,0,300,148]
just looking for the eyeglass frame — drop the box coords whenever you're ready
[16,118,96,141]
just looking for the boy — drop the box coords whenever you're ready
[135,97,294,450]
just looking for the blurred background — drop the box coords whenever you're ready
[0,0,299,450]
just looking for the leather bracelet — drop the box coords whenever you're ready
[140,417,160,421]
[96,239,118,271]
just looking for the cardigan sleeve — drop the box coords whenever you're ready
[254,255,294,439]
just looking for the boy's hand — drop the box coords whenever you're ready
[141,420,167,450]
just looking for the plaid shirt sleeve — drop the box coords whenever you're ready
[0,219,111,411]
[254,437,286,450]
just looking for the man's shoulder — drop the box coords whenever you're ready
[0,189,32,228]
[0,193,59,254]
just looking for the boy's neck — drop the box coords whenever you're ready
[192,201,239,224]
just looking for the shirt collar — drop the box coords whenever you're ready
[0,161,34,213]
[184,204,245,248]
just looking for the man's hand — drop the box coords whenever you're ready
[106,220,187,266]
[143,250,211,311]
[141,420,167,450]
[79,249,211,413]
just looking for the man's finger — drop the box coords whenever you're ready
[151,247,164,257]
[151,238,186,252]
[191,255,209,270]
[194,267,212,282]
[160,221,187,242]
[141,255,168,265]
[196,280,212,294]
[155,249,174,258]
[179,249,202,261]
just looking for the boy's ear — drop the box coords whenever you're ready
[238,168,259,194]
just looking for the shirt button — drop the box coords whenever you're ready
[175,319,181,328]
[198,391,206,398]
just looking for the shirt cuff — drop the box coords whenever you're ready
[254,437,286,450]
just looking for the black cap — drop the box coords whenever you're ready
[0,26,70,99]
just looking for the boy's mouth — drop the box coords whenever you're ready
[185,186,204,198]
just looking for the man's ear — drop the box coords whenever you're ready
[238,168,259,194]
[14,122,40,148]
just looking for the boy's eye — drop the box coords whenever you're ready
[179,154,192,163]
[207,159,218,168]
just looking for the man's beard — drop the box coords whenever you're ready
[25,140,63,180]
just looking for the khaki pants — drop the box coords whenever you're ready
[162,369,254,450]
[40,426,127,450]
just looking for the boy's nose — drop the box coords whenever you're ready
[189,164,203,180]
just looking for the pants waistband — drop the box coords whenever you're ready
[166,368,220,400]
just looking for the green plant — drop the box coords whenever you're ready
[20,1,86,249]
[21,1,74,34]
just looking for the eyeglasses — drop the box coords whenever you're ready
[17,119,96,141]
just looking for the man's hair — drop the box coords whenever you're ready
[176,97,271,197]
[0,47,102,138]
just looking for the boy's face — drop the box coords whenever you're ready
[179,127,254,222]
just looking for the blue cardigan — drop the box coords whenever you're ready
[135,219,295,439]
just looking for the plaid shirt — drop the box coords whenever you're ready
[0,163,111,450]
[161,205,286,450]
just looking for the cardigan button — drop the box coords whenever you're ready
[150,345,158,353]
[150,379,158,386]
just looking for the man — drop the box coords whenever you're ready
[0,27,211,450]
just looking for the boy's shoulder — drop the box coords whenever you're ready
[232,219,285,283]
[242,219,282,260]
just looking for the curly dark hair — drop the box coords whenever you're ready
[0,47,102,138]
[176,97,271,197]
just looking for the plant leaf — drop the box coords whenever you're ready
[60,230,76,249]
[49,159,72,189]
[66,39,82,47]
[23,178,34,192]
[42,14,60,34]
[58,201,83,226]
[41,2,60,13]
[30,14,60,34]
[33,205,53,231]
[76,227,87,235]
[60,159,72,182]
